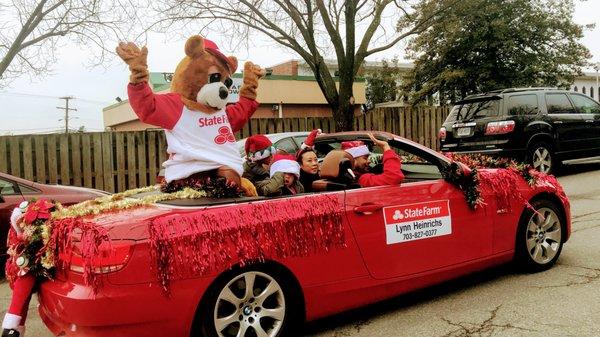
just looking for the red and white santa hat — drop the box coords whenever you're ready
[341,140,370,158]
[270,154,301,178]
[245,135,275,163]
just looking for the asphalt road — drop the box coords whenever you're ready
[2,161,600,337]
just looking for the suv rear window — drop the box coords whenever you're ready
[507,94,539,115]
[448,99,500,122]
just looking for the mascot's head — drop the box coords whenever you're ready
[170,35,238,112]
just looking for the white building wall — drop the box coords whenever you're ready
[565,71,599,100]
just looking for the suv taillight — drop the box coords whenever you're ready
[485,121,515,135]
[438,127,447,141]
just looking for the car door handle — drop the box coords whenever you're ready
[353,203,384,215]
[552,121,563,124]
[586,120,594,123]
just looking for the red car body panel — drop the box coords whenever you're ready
[36,132,571,337]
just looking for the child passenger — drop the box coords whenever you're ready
[256,154,304,196]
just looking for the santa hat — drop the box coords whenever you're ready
[270,154,301,178]
[204,38,237,73]
[245,135,275,163]
[342,141,370,158]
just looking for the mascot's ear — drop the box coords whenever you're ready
[185,35,205,58]
[227,56,238,73]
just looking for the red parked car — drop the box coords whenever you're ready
[37,132,570,337]
[0,172,107,273]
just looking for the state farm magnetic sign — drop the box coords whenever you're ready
[383,200,452,245]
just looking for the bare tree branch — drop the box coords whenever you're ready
[0,0,144,86]
[150,0,457,130]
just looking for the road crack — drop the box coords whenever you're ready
[440,305,536,337]
[531,264,600,289]
[330,318,372,337]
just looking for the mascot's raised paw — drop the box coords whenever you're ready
[240,61,266,100]
[116,42,149,84]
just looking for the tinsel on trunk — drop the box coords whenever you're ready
[148,194,346,293]
[443,153,566,210]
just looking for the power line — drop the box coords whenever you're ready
[0,91,112,104]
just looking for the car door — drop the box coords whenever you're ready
[0,178,25,256]
[568,93,600,152]
[345,167,492,280]
[544,93,588,154]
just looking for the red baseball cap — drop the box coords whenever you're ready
[203,38,237,73]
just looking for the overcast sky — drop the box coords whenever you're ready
[1,0,599,135]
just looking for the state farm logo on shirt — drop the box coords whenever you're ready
[198,115,229,127]
[197,115,235,145]
[215,126,235,144]
[383,200,452,245]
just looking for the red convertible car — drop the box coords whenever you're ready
[38,132,570,337]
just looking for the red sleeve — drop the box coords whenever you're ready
[358,149,404,188]
[226,96,260,132]
[127,82,184,130]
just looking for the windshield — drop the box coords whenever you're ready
[448,99,500,122]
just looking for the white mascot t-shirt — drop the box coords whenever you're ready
[162,106,243,182]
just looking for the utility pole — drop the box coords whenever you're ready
[57,96,77,133]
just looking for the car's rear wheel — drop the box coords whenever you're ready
[528,142,558,174]
[195,266,300,337]
[515,199,565,272]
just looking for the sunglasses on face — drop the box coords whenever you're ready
[209,73,233,88]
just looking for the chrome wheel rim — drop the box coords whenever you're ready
[532,147,552,173]
[526,207,562,264]
[214,271,285,337]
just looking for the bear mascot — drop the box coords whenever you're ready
[116,35,264,196]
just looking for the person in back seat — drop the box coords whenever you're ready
[256,154,304,196]
[342,133,404,188]
[243,134,275,183]
[295,129,322,192]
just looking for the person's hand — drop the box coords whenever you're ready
[368,133,391,152]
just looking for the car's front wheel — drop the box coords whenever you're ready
[515,199,565,272]
[196,267,300,337]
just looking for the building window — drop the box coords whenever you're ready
[582,86,586,95]
[574,86,578,92]
[592,87,595,99]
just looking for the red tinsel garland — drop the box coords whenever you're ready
[148,194,345,293]
[49,217,111,291]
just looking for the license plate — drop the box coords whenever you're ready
[456,127,471,137]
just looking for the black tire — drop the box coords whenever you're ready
[514,199,565,273]
[528,142,559,174]
[192,265,302,337]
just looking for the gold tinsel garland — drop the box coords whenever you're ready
[51,185,208,219]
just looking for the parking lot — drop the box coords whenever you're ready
[3,161,600,337]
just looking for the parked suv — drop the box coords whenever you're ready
[439,87,600,173]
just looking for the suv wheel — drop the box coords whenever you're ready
[528,142,557,174]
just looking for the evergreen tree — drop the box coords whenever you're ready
[402,0,592,104]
